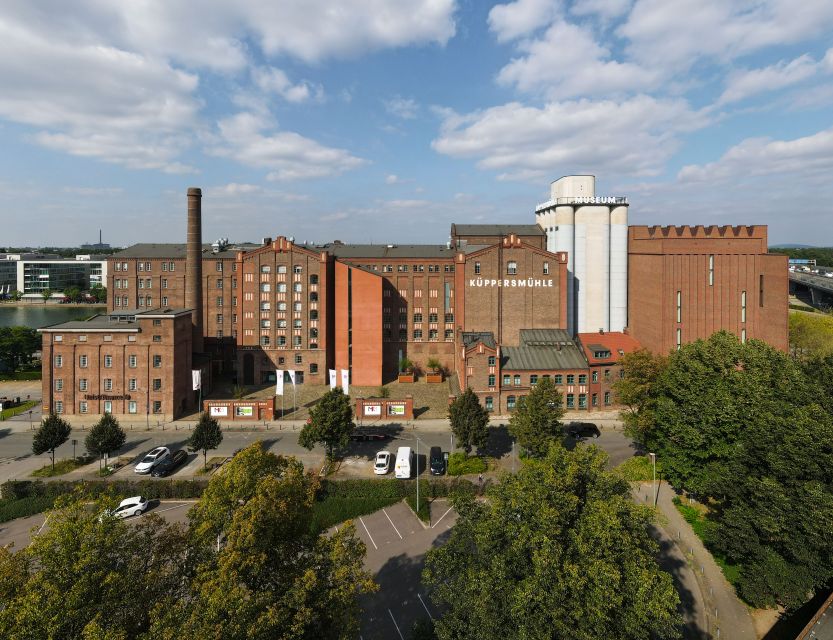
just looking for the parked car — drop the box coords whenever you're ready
[565,422,601,439]
[111,496,149,519]
[134,447,171,474]
[374,451,392,475]
[350,431,390,442]
[429,446,445,475]
[150,449,188,477]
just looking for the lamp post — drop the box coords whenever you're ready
[648,452,657,506]
[28,410,33,431]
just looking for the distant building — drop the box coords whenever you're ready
[80,229,111,251]
[0,253,107,297]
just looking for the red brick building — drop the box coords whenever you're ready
[628,225,788,355]
[576,331,642,410]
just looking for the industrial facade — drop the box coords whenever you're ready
[40,177,789,418]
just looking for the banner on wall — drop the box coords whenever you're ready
[287,370,296,387]
[275,370,284,396]
[191,370,201,391]
[340,369,349,395]
[209,406,227,417]
[329,369,337,390]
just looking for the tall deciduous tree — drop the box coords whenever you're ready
[448,388,489,455]
[32,413,71,471]
[0,326,40,373]
[423,444,682,639]
[507,376,563,456]
[299,388,354,460]
[612,348,667,444]
[85,413,126,468]
[187,412,223,470]
[788,311,833,360]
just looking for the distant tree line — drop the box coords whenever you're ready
[769,246,833,266]
[0,327,39,374]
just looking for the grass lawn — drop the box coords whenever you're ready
[31,458,88,477]
[0,400,38,420]
[673,496,742,586]
[612,455,662,482]
[194,456,227,475]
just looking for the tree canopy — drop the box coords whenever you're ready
[0,326,40,373]
[299,388,354,459]
[448,388,489,454]
[507,376,564,456]
[32,413,72,470]
[85,414,126,467]
[788,311,833,360]
[187,412,223,470]
[423,444,681,640]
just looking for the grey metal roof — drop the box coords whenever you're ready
[501,342,588,371]
[39,308,191,331]
[462,332,496,350]
[113,243,256,259]
[519,329,574,346]
[325,244,457,259]
[452,224,545,237]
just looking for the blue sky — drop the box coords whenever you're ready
[1,0,832,247]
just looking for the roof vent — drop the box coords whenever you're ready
[262,237,272,246]
[599,328,604,334]
[211,238,230,253]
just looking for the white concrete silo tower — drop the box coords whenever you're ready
[535,175,628,334]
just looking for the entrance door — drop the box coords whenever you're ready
[243,353,254,385]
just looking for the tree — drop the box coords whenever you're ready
[187,412,223,470]
[63,286,82,303]
[32,413,71,471]
[0,326,40,373]
[10,289,22,302]
[612,348,667,444]
[0,492,189,640]
[788,311,833,360]
[40,288,53,303]
[423,444,681,640]
[84,413,126,468]
[507,376,563,456]
[89,284,107,303]
[156,443,376,639]
[299,388,354,460]
[448,388,489,454]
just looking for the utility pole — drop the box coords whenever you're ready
[649,452,657,506]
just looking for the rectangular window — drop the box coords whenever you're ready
[104,355,112,368]
[277,283,287,293]
[429,329,438,340]
[55,355,63,368]
[162,297,168,306]
[554,374,562,384]
[676,290,682,323]
[488,355,495,366]
[566,374,574,384]
[79,379,87,391]
[153,355,162,368]
[592,393,598,407]
[708,254,714,286]
[128,378,137,391]
[55,379,63,391]
[676,328,682,350]
[104,379,112,391]
[168,262,174,271]
[444,312,454,323]
[604,391,611,406]
[260,283,271,292]
[741,290,747,323]
[293,319,302,329]
[216,279,223,289]
[294,354,302,364]
[80,401,88,414]
[514,375,521,386]
[413,313,423,323]
[578,374,587,384]
[152,335,161,343]
[277,336,286,346]
[503,374,510,386]
[592,370,598,383]
[79,355,88,368]
[566,394,574,408]
[759,274,764,307]
[216,261,223,272]
[261,336,270,346]
[152,401,162,414]
[216,296,223,307]
[55,401,63,414]
[413,329,422,340]
[741,328,747,344]
[579,394,587,409]
[485,397,493,411]
[488,374,495,387]
[128,355,137,368]
[128,401,137,414]
[161,262,167,272]
[152,379,162,391]
[474,262,481,275]
[530,374,538,385]
[507,261,517,275]
[444,329,454,340]
[428,313,438,323]
[507,396,516,410]
[309,363,318,374]
[543,261,549,275]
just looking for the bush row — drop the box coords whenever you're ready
[0,495,56,524]
[310,496,402,534]
[318,478,475,501]
[1,479,208,502]
[447,453,487,476]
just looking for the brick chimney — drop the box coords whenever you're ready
[186,188,203,353]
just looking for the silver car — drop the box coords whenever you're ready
[134,447,170,474]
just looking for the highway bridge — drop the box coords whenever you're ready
[790,271,833,307]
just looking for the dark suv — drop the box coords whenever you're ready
[565,422,601,439]
[429,446,445,475]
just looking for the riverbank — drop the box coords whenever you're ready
[0,301,104,307]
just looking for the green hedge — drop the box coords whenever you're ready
[447,453,487,476]
[0,495,56,523]
[0,371,41,381]
[1,479,207,502]
[611,456,662,482]
[310,496,402,533]
[318,478,475,500]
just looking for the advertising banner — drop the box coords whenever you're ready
[235,406,253,417]
[209,405,228,417]
[388,404,405,416]
[275,370,284,396]
[364,404,382,416]
[192,370,201,391]
[287,370,296,387]
[341,369,349,396]
[329,369,337,390]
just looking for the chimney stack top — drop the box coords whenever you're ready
[187,187,202,197]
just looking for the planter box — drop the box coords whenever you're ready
[398,373,415,383]
[426,373,444,383]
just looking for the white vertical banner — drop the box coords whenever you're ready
[275,370,284,396]
[287,370,296,387]
[329,369,337,390]
[191,370,201,391]
[340,369,349,396]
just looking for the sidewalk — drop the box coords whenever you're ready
[637,481,756,640]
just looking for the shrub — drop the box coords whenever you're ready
[405,491,431,523]
[310,496,401,533]
[0,495,56,523]
[611,456,661,482]
[447,452,487,476]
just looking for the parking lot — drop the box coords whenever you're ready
[351,499,457,640]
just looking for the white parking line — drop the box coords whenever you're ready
[418,593,434,620]
[359,516,377,550]
[388,608,405,640]
[383,508,403,539]
[36,514,50,535]
[432,506,453,529]
[139,503,187,518]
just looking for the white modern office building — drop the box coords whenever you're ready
[535,176,628,334]
[0,254,108,297]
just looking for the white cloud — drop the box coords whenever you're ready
[496,20,658,99]
[385,174,401,184]
[252,67,323,104]
[678,126,833,183]
[208,112,366,181]
[433,95,708,181]
[570,0,632,20]
[718,54,820,105]
[384,97,419,119]
[488,0,560,43]
[205,183,262,197]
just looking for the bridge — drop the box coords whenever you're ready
[789,271,833,307]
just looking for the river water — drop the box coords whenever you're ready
[0,304,106,329]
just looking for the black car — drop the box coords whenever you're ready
[565,422,601,439]
[429,446,445,475]
[151,449,188,477]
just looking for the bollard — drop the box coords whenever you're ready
[701,565,704,575]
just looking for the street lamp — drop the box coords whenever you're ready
[28,410,33,431]
[413,434,427,516]
[648,452,657,506]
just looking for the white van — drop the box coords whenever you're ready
[395,446,412,479]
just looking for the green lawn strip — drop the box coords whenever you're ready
[447,452,487,476]
[404,493,431,523]
[30,458,89,477]
[194,456,227,475]
[611,456,662,482]
[310,495,402,534]
[672,496,742,585]
[0,400,38,420]
[0,371,41,381]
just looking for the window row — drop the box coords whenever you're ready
[56,355,162,368]
[472,261,550,276]
[411,313,454,324]
[55,400,163,414]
